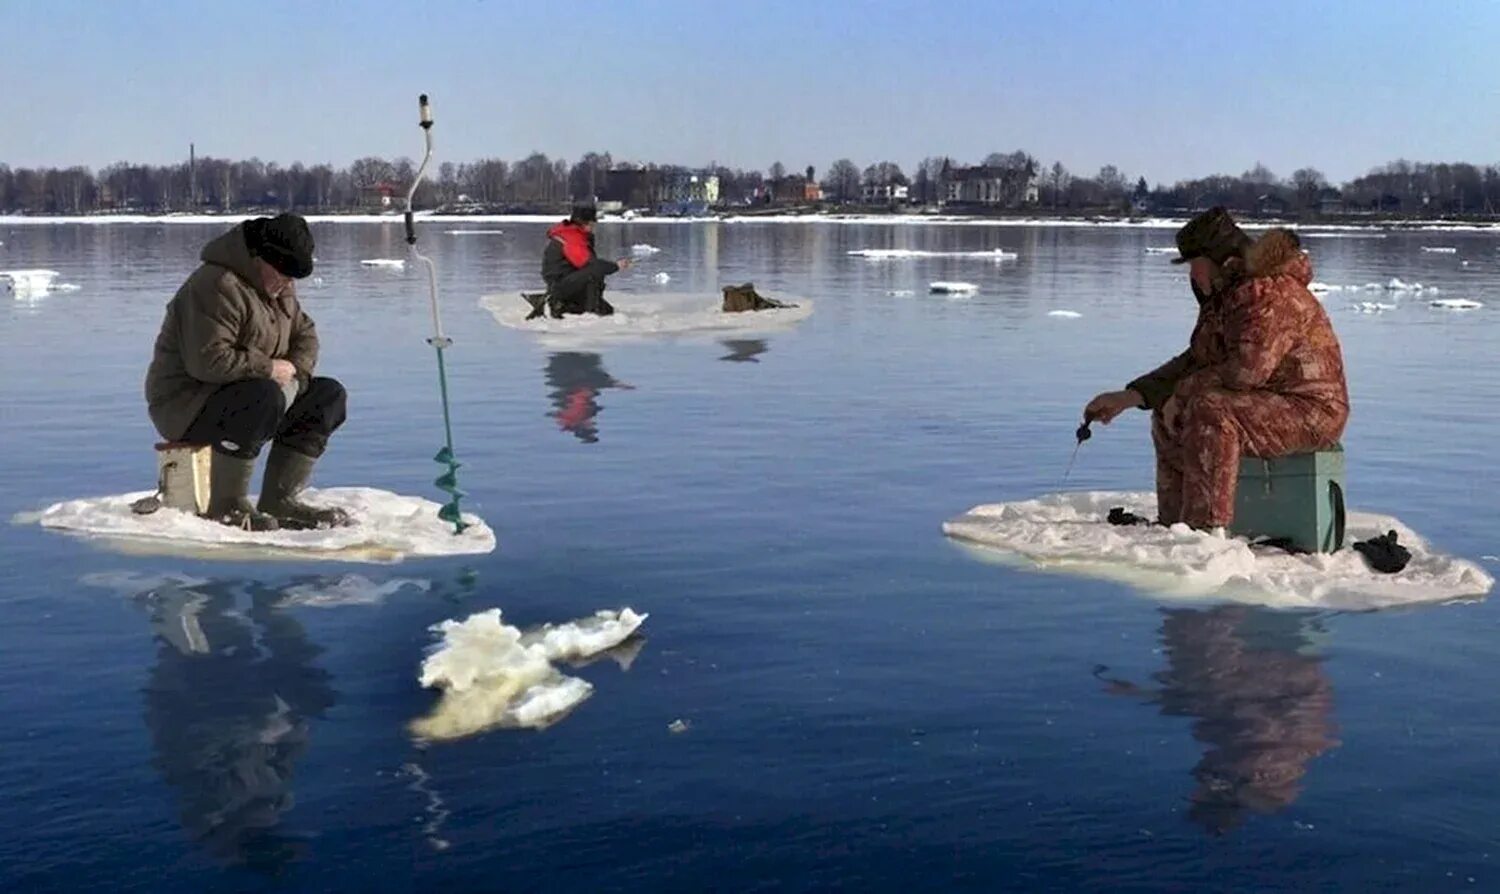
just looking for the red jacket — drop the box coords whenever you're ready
[542,221,618,284]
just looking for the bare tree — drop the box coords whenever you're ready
[822,158,861,203]
[769,161,787,182]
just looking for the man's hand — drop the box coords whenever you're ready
[1084,389,1144,425]
[616,257,633,270]
[271,359,298,386]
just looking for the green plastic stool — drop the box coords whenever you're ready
[1230,445,1347,553]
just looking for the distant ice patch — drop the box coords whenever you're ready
[480,290,812,346]
[411,607,646,740]
[1352,301,1397,314]
[631,243,662,256]
[361,258,406,269]
[929,281,979,294]
[944,491,1492,611]
[21,487,494,563]
[652,271,671,284]
[849,248,1017,261]
[1048,310,1083,318]
[3,268,61,298]
[1144,247,1177,254]
[887,289,916,297]
[1421,246,1458,254]
[1431,298,1483,310]
[445,229,505,235]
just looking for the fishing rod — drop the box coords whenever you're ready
[405,94,469,533]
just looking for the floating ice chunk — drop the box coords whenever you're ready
[21,486,494,563]
[2,268,61,298]
[1048,310,1083,318]
[1384,277,1436,293]
[52,283,81,292]
[1431,298,1483,310]
[1352,301,1397,314]
[631,243,662,256]
[887,289,916,297]
[361,258,406,269]
[929,281,979,294]
[411,606,645,740]
[1421,246,1458,254]
[445,229,504,235]
[1144,247,1177,254]
[1308,282,1340,294]
[481,291,813,346]
[943,491,1492,610]
[849,248,1017,261]
[652,271,671,284]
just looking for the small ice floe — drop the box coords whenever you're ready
[887,289,916,297]
[481,291,813,346]
[668,719,691,734]
[1383,277,1437,294]
[361,259,407,269]
[410,607,647,740]
[1431,298,1483,310]
[943,490,1493,610]
[1421,246,1458,254]
[929,281,979,295]
[652,271,671,284]
[445,229,505,235]
[849,248,1017,261]
[1308,282,1341,295]
[1144,247,1177,255]
[2,269,61,298]
[632,243,662,256]
[1353,301,1397,314]
[1048,310,1083,319]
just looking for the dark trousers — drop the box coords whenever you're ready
[183,377,347,459]
[548,267,614,316]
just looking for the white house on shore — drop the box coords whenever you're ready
[863,182,910,204]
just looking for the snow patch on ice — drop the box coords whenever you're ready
[411,607,646,740]
[361,258,406,269]
[631,243,662,256]
[1431,298,1483,310]
[1048,310,1083,318]
[22,487,494,563]
[944,491,1492,610]
[480,291,812,347]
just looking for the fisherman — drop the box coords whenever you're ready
[145,213,350,531]
[1083,207,1349,530]
[524,204,633,319]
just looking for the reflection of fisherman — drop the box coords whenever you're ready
[140,580,335,869]
[719,339,769,363]
[524,204,633,320]
[545,352,632,444]
[1096,606,1338,836]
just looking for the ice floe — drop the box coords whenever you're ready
[1145,247,1177,254]
[1431,298,1483,310]
[848,248,1017,261]
[361,258,407,269]
[1048,310,1083,318]
[929,281,979,294]
[480,290,812,346]
[411,607,646,740]
[1352,301,1397,314]
[445,229,505,235]
[631,243,662,256]
[652,271,672,284]
[1421,246,1458,254]
[3,268,61,298]
[19,487,495,563]
[944,491,1492,611]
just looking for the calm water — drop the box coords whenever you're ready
[1,220,1497,892]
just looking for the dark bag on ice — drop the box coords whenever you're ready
[1353,530,1411,574]
[722,283,794,313]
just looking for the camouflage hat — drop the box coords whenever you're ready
[1172,206,1251,265]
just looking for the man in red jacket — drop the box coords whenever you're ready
[524,204,633,319]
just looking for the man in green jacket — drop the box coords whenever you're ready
[145,214,349,531]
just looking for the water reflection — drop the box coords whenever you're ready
[544,352,632,443]
[718,338,769,363]
[1096,606,1340,835]
[137,578,336,870]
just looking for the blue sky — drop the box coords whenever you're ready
[3,0,1496,185]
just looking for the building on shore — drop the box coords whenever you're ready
[939,161,1039,209]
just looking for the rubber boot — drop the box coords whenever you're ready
[257,443,352,530]
[205,453,279,532]
[523,291,549,321]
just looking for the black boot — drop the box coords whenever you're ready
[523,292,549,321]
[257,443,353,530]
[205,453,279,531]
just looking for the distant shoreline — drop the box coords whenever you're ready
[3,210,1500,232]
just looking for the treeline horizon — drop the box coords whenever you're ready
[3,151,1500,218]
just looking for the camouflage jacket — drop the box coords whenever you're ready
[1129,229,1350,424]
